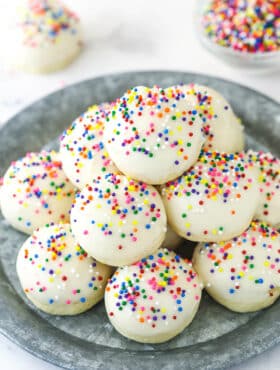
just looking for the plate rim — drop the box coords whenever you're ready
[1,70,280,370]
[1,69,280,130]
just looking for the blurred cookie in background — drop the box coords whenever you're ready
[0,0,83,73]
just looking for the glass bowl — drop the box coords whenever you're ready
[195,0,280,71]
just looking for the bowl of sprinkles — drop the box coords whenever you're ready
[197,0,280,69]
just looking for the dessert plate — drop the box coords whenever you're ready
[0,71,279,370]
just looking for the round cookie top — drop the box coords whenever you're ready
[71,173,167,266]
[17,223,112,315]
[247,150,280,228]
[179,84,244,153]
[103,86,205,184]
[193,221,280,312]
[161,151,260,242]
[0,0,83,73]
[0,151,75,234]
[14,0,81,48]
[60,104,118,190]
[105,248,202,343]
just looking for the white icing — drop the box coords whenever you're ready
[105,248,202,343]
[103,86,204,184]
[60,104,119,190]
[193,222,280,312]
[161,151,260,242]
[17,223,112,315]
[0,151,75,234]
[0,0,83,73]
[177,84,244,153]
[70,173,167,266]
[247,150,280,228]
[161,224,182,250]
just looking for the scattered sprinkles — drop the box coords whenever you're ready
[201,0,280,53]
[106,249,202,329]
[18,224,111,309]
[161,150,258,240]
[1,151,75,232]
[17,0,82,47]
[182,83,243,151]
[60,103,118,189]
[71,173,166,265]
[247,150,280,226]
[104,85,204,184]
[195,221,280,299]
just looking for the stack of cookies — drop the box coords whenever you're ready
[1,84,279,343]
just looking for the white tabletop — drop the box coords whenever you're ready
[0,1,279,369]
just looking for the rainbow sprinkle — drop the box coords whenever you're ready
[17,0,81,47]
[106,249,201,328]
[196,221,280,296]
[247,150,280,225]
[162,150,256,239]
[2,151,75,231]
[72,173,165,249]
[104,85,204,183]
[60,103,117,188]
[202,0,280,53]
[20,224,109,307]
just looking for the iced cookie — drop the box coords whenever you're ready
[103,86,205,184]
[0,151,75,234]
[105,248,202,343]
[247,151,280,228]
[1,0,83,73]
[60,104,119,190]
[161,224,182,250]
[193,221,280,312]
[17,224,112,315]
[180,84,244,153]
[161,151,260,242]
[71,173,167,266]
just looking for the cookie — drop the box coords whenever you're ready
[161,151,260,242]
[193,221,280,312]
[103,86,205,184]
[0,151,75,234]
[161,224,183,250]
[180,84,244,152]
[60,104,119,190]
[1,0,83,73]
[105,248,202,343]
[71,173,167,266]
[17,223,112,315]
[247,150,280,228]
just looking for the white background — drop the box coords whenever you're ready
[0,0,279,369]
